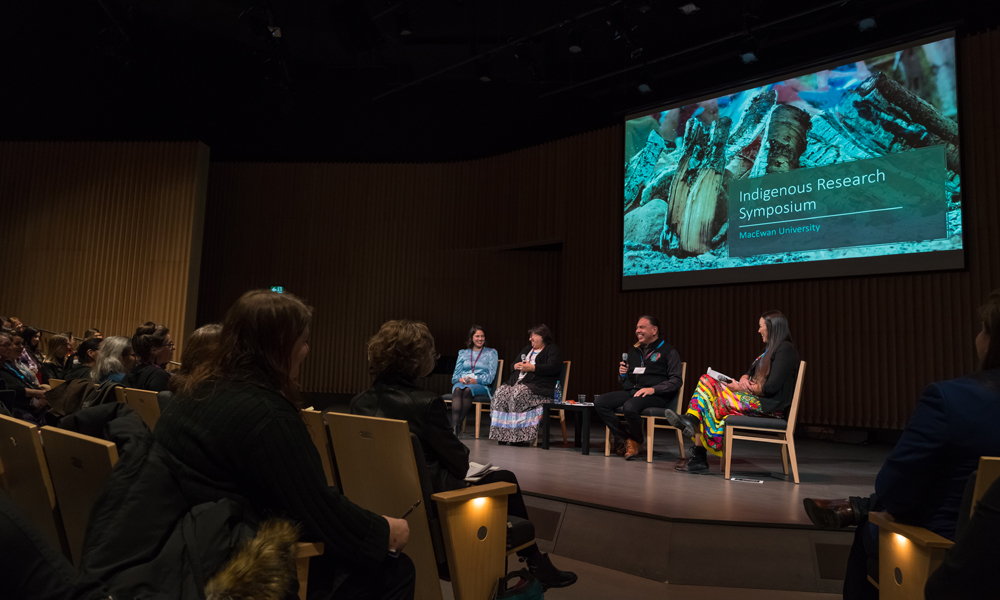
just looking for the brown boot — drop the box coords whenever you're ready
[624,439,641,461]
[803,498,857,528]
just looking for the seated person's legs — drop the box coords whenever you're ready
[319,552,416,600]
[450,387,473,432]
[475,469,577,590]
[594,390,632,448]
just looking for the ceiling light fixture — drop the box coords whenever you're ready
[398,12,412,36]
[637,82,652,94]
[679,3,700,15]
[857,17,877,32]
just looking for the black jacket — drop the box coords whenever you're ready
[41,358,72,382]
[745,341,800,414]
[63,363,93,382]
[505,344,563,397]
[124,362,171,392]
[620,338,683,398]
[349,378,470,494]
[0,362,42,417]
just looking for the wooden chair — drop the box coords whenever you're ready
[443,359,504,438]
[0,413,70,557]
[39,426,119,566]
[868,456,1000,599]
[533,361,570,446]
[123,387,162,431]
[723,361,806,483]
[604,362,687,463]
[114,386,127,403]
[301,409,337,488]
[326,412,515,600]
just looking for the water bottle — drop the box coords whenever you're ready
[554,381,562,404]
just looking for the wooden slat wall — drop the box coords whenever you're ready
[200,30,999,429]
[0,142,209,360]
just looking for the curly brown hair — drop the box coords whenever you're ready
[368,320,437,380]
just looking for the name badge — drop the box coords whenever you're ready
[632,367,646,375]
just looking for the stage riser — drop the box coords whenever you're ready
[524,495,853,594]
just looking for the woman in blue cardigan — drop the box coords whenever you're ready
[449,325,498,435]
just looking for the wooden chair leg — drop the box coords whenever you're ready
[645,417,654,463]
[604,426,611,456]
[475,404,482,439]
[786,436,800,484]
[559,410,567,444]
[724,426,734,480]
[781,444,790,475]
[674,428,686,459]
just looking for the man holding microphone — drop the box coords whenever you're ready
[594,316,684,461]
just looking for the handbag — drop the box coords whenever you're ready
[493,568,544,600]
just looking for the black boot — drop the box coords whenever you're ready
[676,445,708,473]
[663,409,696,438]
[525,553,577,590]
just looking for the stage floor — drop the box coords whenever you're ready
[463,430,892,527]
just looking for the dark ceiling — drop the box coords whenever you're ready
[5,0,998,162]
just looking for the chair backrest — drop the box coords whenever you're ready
[489,359,504,395]
[674,362,687,412]
[325,413,443,600]
[301,409,337,488]
[560,360,572,399]
[49,378,66,389]
[123,387,161,430]
[784,361,807,435]
[0,414,67,556]
[114,386,127,403]
[972,456,1000,517]
[39,426,119,566]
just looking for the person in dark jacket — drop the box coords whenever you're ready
[123,321,173,392]
[139,290,413,600]
[803,289,1000,600]
[0,332,49,423]
[665,310,801,473]
[596,315,684,461]
[62,338,101,381]
[349,319,577,591]
[489,324,563,444]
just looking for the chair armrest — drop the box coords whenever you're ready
[296,542,324,558]
[431,482,517,504]
[868,512,954,549]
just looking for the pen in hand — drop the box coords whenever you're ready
[388,500,421,558]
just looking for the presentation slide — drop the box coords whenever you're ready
[622,34,961,290]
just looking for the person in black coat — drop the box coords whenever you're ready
[123,321,173,392]
[62,338,101,381]
[595,315,684,461]
[489,324,563,444]
[665,310,801,473]
[349,319,577,591]
[804,289,1000,600]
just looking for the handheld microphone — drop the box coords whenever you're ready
[622,353,628,363]
[520,353,527,362]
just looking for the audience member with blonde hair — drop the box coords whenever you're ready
[350,320,578,591]
[41,333,72,381]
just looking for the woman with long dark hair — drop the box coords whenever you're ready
[489,324,563,445]
[154,290,415,599]
[665,310,800,473]
[448,325,498,435]
[124,322,174,392]
[17,328,45,383]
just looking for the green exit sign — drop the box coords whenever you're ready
[270,286,284,294]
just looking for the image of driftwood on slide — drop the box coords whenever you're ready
[623,38,960,277]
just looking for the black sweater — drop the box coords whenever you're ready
[124,363,171,392]
[745,340,801,414]
[154,380,390,571]
[505,344,563,397]
[620,338,684,397]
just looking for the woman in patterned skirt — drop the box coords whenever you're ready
[490,324,563,445]
[665,310,800,473]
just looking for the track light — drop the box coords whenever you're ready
[637,83,652,94]
[477,60,492,83]
[568,29,582,53]
[740,51,758,64]
[678,3,700,15]
[398,12,412,36]
[857,17,877,32]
